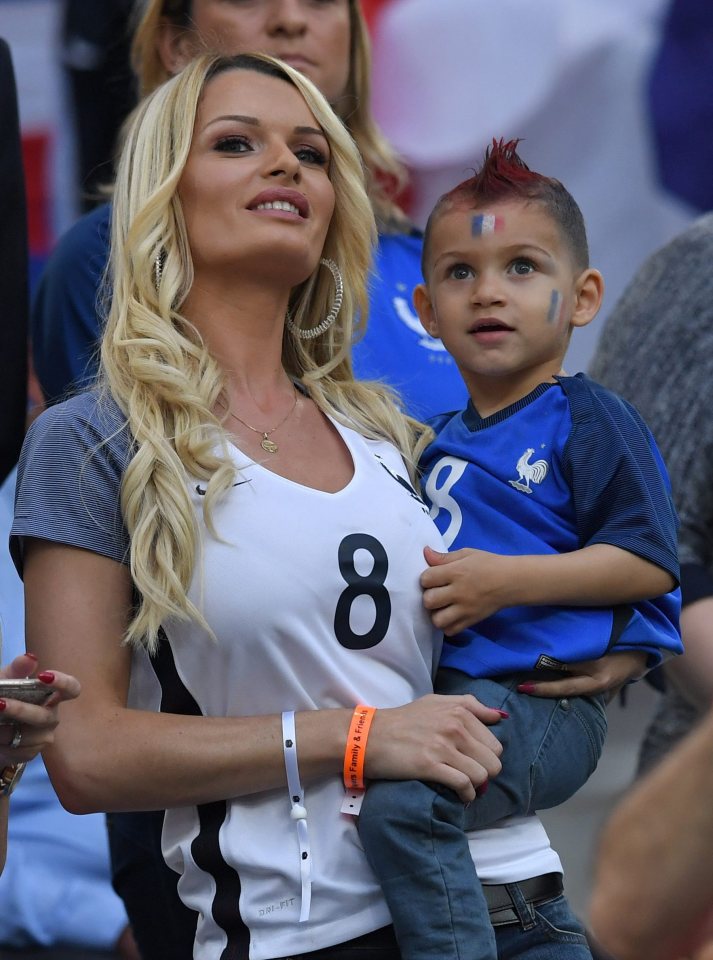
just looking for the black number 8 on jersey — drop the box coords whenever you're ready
[334,534,391,649]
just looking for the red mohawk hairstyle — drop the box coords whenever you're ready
[458,138,539,199]
[421,138,589,276]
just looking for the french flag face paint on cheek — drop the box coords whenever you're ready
[547,289,562,324]
[472,213,505,236]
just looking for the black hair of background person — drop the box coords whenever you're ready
[61,0,138,212]
[0,38,29,485]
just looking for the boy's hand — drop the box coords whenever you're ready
[421,545,512,634]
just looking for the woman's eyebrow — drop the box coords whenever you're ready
[201,118,326,142]
[294,125,326,139]
[204,114,259,129]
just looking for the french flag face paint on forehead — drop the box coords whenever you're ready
[472,213,505,236]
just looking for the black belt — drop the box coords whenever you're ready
[281,873,566,957]
[484,872,563,927]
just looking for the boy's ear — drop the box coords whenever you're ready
[155,19,201,76]
[413,283,439,338]
[571,268,605,329]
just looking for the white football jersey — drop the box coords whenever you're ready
[128,417,444,959]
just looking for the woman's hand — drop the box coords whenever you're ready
[0,654,81,766]
[516,650,648,701]
[364,693,505,803]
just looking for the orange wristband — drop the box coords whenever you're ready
[343,705,376,790]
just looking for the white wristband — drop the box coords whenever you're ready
[281,710,311,923]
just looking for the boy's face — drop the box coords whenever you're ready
[414,200,602,408]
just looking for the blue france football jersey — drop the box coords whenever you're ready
[421,374,682,678]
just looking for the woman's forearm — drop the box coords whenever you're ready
[44,703,354,814]
[47,692,505,814]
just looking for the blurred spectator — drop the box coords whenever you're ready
[589,703,713,960]
[0,39,28,484]
[61,0,137,211]
[648,0,713,212]
[589,213,713,775]
[0,468,138,959]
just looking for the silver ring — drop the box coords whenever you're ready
[10,724,22,750]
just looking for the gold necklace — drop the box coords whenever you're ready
[227,386,298,454]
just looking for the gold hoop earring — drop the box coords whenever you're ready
[286,258,344,340]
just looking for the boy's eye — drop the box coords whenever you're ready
[213,135,252,154]
[295,145,329,167]
[448,264,474,281]
[510,258,536,276]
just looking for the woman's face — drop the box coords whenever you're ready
[178,67,336,287]
[183,0,352,105]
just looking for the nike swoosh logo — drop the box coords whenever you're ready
[195,480,251,497]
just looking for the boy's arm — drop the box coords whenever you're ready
[421,542,674,636]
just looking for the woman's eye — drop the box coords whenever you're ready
[213,135,252,154]
[295,145,328,166]
[510,259,535,276]
[449,264,473,280]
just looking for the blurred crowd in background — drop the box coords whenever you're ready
[3,0,712,370]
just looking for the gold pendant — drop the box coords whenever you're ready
[261,435,279,454]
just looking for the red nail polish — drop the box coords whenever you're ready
[476,780,489,798]
[25,653,38,662]
[495,709,510,719]
[38,671,55,684]
[518,683,536,694]
[0,700,5,711]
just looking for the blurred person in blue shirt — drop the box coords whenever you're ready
[0,467,138,958]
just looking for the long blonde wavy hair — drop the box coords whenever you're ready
[101,53,429,652]
[131,0,408,228]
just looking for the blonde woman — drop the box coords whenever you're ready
[14,53,504,959]
[32,0,466,420]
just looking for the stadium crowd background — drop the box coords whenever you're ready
[3,0,712,372]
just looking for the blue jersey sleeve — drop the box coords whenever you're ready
[11,391,131,574]
[30,203,111,403]
[559,374,680,582]
[559,375,682,663]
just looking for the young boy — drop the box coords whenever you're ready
[356,140,682,960]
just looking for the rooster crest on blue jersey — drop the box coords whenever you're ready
[508,448,549,495]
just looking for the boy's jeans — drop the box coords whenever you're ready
[493,891,594,960]
[357,668,607,960]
